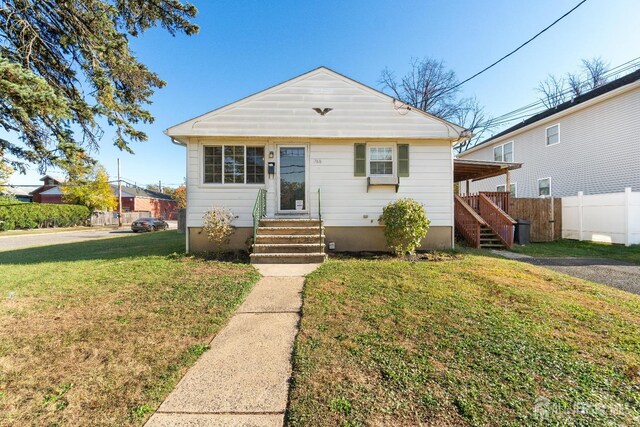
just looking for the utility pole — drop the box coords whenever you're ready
[158,180,162,193]
[117,158,122,227]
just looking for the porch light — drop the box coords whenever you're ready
[269,151,274,159]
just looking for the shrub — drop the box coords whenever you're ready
[0,203,90,231]
[379,198,430,256]
[202,207,235,252]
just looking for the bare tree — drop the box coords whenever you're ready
[582,57,609,89]
[380,58,495,151]
[451,98,493,153]
[538,57,610,103]
[566,72,585,97]
[537,74,567,108]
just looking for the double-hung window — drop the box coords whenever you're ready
[204,145,265,184]
[493,141,513,162]
[538,178,551,197]
[497,183,517,198]
[546,124,560,146]
[369,146,393,176]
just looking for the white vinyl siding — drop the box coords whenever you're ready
[168,68,461,140]
[187,139,453,228]
[461,83,640,197]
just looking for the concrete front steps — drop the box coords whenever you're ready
[250,218,326,264]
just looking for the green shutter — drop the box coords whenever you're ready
[354,143,366,176]
[398,144,409,177]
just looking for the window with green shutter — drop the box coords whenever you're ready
[354,143,366,176]
[398,144,409,177]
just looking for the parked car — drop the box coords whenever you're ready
[131,217,169,232]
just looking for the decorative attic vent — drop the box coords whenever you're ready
[312,107,333,116]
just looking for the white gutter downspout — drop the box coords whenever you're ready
[168,135,189,253]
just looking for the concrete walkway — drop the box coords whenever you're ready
[146,264,320,427]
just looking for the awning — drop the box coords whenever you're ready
[454,159,522,182]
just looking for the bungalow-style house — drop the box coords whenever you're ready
[459,68,640,197]
[167,66,511,262]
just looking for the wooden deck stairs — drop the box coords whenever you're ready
[454,193,517,249]
[250,218,326,264]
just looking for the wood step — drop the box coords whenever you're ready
[253,243,326,254]
[250,252,326,264]
[257,226,324,236]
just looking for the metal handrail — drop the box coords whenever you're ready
[318,188,323,251]
[252,188,267,242]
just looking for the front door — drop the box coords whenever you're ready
[277,146,307,212]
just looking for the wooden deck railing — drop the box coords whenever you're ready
[462,191,510,214]
[454,195,486,248]
[478,194,516,248]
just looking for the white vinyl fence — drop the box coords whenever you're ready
[562,188,640,246]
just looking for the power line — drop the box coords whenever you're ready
[447,0,589,94]
[476,57,640,129]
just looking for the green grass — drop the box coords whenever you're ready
[0,231,259,426]
[511,240,640,264]
[288,256,640,426]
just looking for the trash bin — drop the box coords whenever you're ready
[514,219,530,245]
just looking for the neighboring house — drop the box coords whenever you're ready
[112,185,178,219]
[30,175,177,219]
[31,175,64,203]
[1,185,35,202]
[459,69,640,198]
[166,66,469,260]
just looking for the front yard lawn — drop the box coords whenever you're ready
[512,239,640,264]
[0,231,259,426]
[288,255,640,426]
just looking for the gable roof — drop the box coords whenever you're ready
[39,174,64,183]
[166,66,466,143]
[110,185,174,201]
[468,68,640,151]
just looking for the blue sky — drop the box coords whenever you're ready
[10,0,640,185]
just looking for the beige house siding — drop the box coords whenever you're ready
[460,82,640,197]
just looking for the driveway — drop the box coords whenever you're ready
[527,257,640,295]
[494,251,640,295]
[0,228,135,252]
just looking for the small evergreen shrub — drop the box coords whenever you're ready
[379,198,430,256]
[0,203,90,231]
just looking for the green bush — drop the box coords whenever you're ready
[379,198,431,256]
[0,203,90,231]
